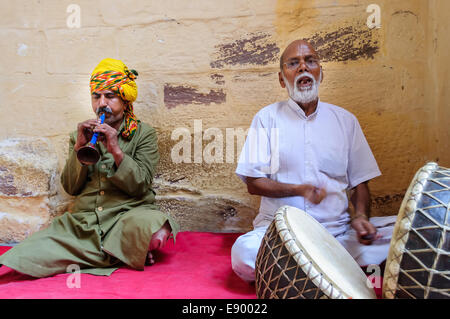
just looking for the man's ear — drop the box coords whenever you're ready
[320,66,324,83]
[279,72,286,88]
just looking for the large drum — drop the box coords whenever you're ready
[383,162,450,299]
[255,205,376,299]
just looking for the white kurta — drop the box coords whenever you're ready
[236,98,381,236]
[233,98,396,282]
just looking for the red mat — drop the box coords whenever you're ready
[0,232,381,299]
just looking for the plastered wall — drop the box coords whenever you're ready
[0,0,448,243]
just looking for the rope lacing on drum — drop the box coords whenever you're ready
[383,163,450,299]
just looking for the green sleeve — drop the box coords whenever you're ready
[60,132,89,196]
[106,126,160,196]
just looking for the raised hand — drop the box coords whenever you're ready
[302,184,327,205]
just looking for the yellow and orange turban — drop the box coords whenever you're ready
[90,58,139,140]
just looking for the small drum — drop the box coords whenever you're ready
[383,162,450,299]
[255,205,376,299]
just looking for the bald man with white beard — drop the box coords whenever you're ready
[231,40,397,283]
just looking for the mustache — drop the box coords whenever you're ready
[96,106,113,115]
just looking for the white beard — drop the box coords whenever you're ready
[283,71,321,104]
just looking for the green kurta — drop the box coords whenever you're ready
[0,120,179,277]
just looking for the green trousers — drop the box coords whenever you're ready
[0,207,178,277]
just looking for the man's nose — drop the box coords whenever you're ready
[99,95,108,106]
[297,59,309,73]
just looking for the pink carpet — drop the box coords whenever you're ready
[0,231,382,299]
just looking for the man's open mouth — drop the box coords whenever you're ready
[297,76,313,90]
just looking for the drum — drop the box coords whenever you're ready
[255,205,376,299]
[383,162,450,299]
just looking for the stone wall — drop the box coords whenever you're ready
[0,138,59,243]
[0,0,449,243]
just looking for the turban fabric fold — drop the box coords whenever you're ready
[90,58,139,140]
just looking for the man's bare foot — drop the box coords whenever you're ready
[145,221,172,266]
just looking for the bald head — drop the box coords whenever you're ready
[279,40,319,71]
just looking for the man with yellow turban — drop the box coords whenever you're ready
[0,58,179,277]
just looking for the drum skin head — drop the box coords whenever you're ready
[256,205,376,299]
[383,162,450,299]
[285,206,376,299]
[284,207,375,299]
